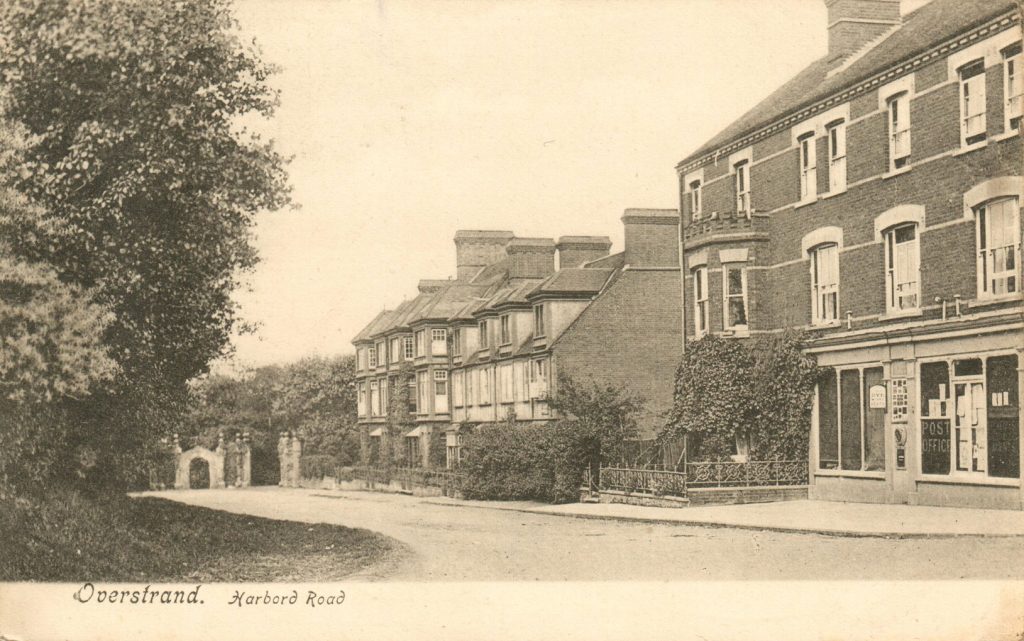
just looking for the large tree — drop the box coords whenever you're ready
[0,0,291,486]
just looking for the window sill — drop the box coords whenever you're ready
[953,140,988,156]
[879,309,922,321]
[810,320,843,329]
[814,469,886,479]
[917,474,1019,488]
[967,293,1023,309]
[794,197,817,210]
[721,327,750,338]
[821,188,847,200]
[882,165,911,180]
[992,130,1020,142]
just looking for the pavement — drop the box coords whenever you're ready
[150,487,1024,580]
[422,495,1024,538]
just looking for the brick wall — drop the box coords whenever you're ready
[752,149,799,212]
[553,270,682,437]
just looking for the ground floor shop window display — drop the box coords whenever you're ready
[817,366,885,472]
[920,355,1019,479]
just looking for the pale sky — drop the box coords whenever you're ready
[224,0,931,368]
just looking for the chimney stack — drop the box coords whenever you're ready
[505,238,556,279]
[418,279,449,294]
[454,230,515,281]
[556,236,613,269]
[825,0,901,60]
[622,209,680,268]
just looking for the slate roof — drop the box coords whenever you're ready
[582,251,625,270]
[528,267,615,298]
[681,0,1017,166]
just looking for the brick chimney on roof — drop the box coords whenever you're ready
[825,0,901,60]
[556,236,612,269]
[454,230,515,280]
[622,209,680,269]
[505,238,556,279]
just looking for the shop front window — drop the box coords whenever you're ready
[817,366,885,472]
[920,355,1019,478]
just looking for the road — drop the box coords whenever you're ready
[152,487,1024,581]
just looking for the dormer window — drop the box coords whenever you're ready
[1004,44,1022,131]
[887,92,910,169]
[959,60,987,146]
[689,179,702,221]
[799,133,817,201]
[734,160,750,216]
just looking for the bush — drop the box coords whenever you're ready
[300,454,337,480]
[459,420,589,504]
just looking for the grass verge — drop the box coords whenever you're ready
[0,488,403,582]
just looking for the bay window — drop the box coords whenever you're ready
[431,328,447,356]
[693,266,709,337]
[884,224,919,314]
[827,120,846,193]
[810,243,839,325]
[976,197,1020,297]
[799,133,816,201]
[959,60,987,146]
[433,370,449,413]
[722,265,748,331]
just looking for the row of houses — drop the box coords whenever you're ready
[354,0,1023,510]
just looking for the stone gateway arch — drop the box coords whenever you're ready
[173,432,252,489]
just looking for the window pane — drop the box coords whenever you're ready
[840,369,863,471]
[987,355,1020,478]
[727,268,743,295]
[921,361,951,475]
[818,369,838,469]
[728,299,747,327]
[863,367,885,471]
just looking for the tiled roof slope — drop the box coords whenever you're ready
[680,0,1017,166]
[551,269,682,438]
[352,308,394,343]
[529,267,615,297]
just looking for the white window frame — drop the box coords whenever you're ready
[734,160,750,216]
[497,364,514,404]
[810,243,840,326]
[887,93,911,169]
[389,337,400,363]
[357,382,367,417]
[452,370,465,407]
[959,60,987,147]
[414,330,425,357]
[1004,44,1023,131]
[499,314,511,345]
[368,345,377,368]
[357,348,367,371]
[799,133,817,201]
[827,120,846,194]
[884,223,920,315]
[380,377,388,415]
[692,266,709,338]
[478,320,489,349]
[417,371,429,414]
[451,328,462,357]
[478,368,492,406]
[431,328,447,356]
[976,197,1021,299]
[534,305,546,337]
[433,370,449,414]
[722,264,749,332]
[689,178,703,221]
[369,380,380,417]
[403,336,414,360]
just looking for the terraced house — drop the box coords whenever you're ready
[677,0,1023,509]
[353,210,682,468]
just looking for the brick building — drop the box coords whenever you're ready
[677,0,1023,508]
[353,211,681,468]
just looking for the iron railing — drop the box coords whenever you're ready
[585,460,808,497]
[684,460,807,488]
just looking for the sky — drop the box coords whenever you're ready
[224,0,932,369]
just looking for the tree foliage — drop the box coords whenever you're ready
[666,332,819,461]
[0,0,291,488]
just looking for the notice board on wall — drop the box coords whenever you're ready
[921,418,951,475]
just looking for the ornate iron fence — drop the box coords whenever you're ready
[684,460,807,488]
[597,466,689,498]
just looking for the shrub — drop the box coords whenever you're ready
[300,454,337,480]
[460,422,559,502]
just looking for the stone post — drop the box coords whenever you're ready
[278,431,288,487]
[241,432,252,488]
[172,433,185,489]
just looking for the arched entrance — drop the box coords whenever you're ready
[175,446,226,489]
[189,457,211,489]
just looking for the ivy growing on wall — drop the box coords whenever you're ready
[665,331,819,461]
